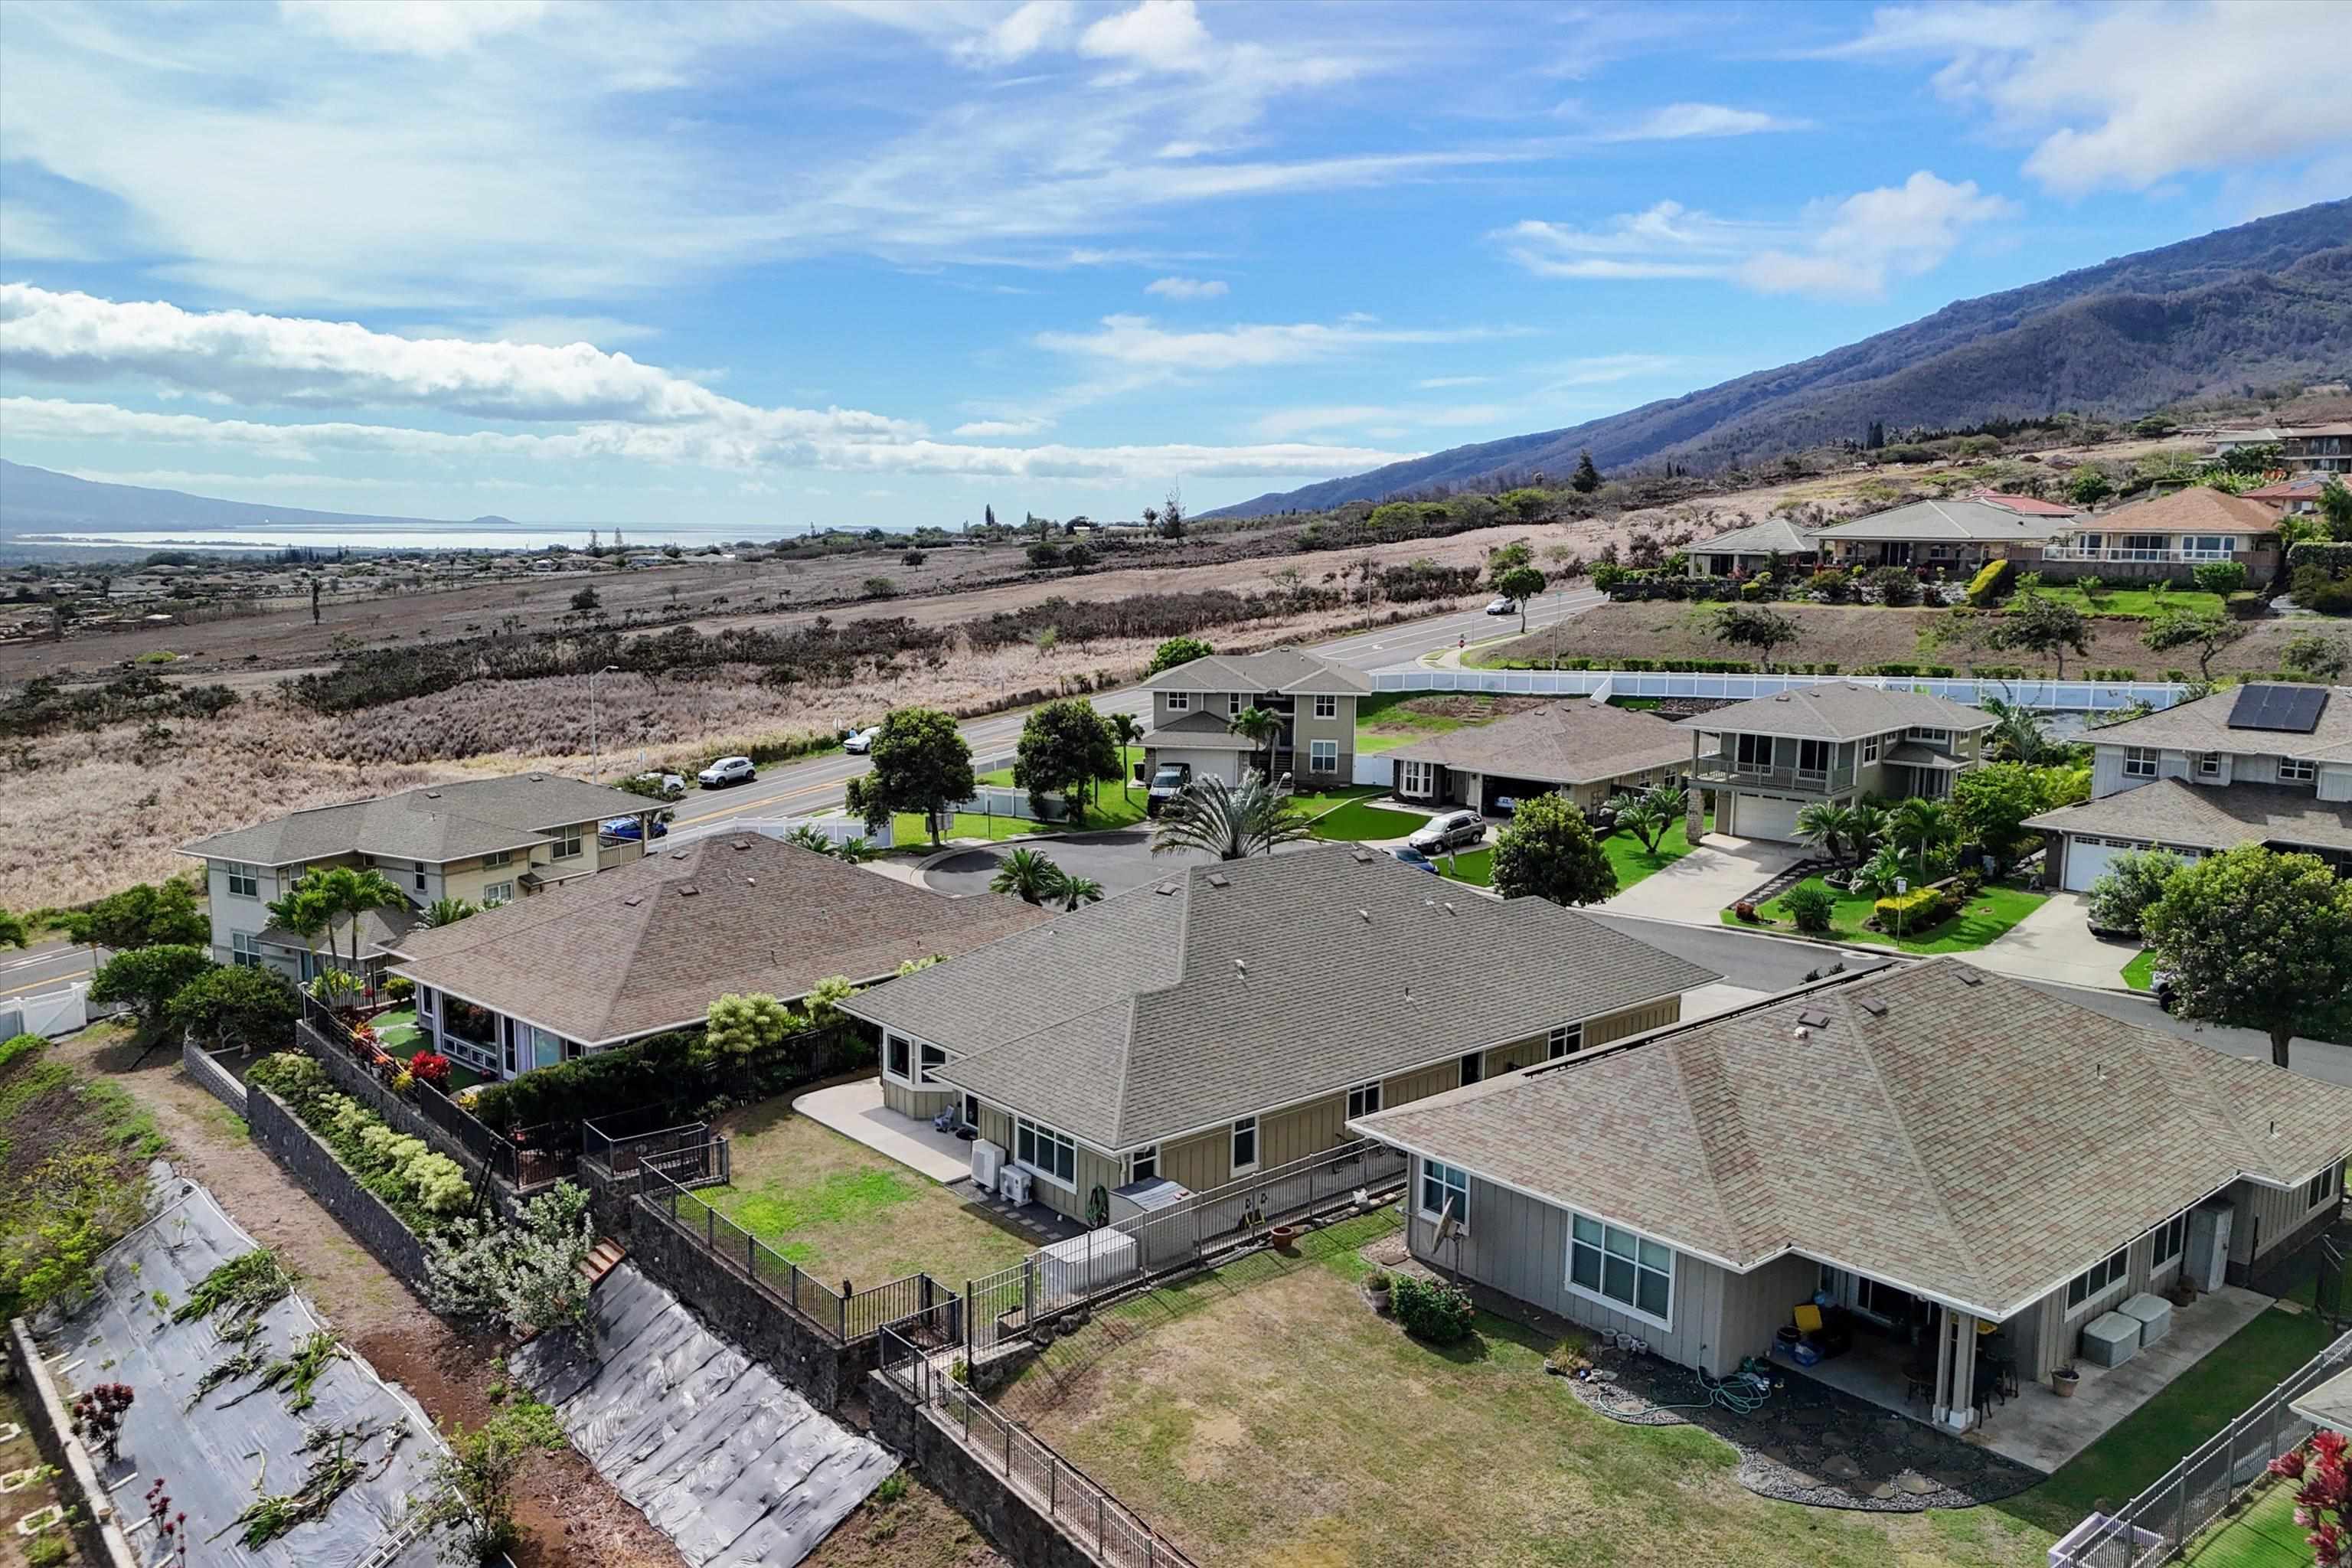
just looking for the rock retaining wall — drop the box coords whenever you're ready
[867,1371,1106,1568]
[246,1085,434,1285]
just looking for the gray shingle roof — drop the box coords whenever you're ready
[843,843,1720,1152]
[1141,711,1262,750]
[260,903,420,961]
[1810,498,2078,544]
[2079,685,2352,760]
[1142,646,1373,697]
[1386,700,1691,786]
[181,774,658,867]
[1354,959,2352,1320]
[389,835,1047,1045]
[2024,777,2352,854]
[1694,517,1823,557]
[1700,681,1995,742]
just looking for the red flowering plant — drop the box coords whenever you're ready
[2268,1426,2349,1566]
[409,1051,452,1090]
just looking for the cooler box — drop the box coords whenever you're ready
[2080,1312,2139,1368]
[2118,1292,2172,1349]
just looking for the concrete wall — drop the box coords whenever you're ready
[247,1085,433,1285]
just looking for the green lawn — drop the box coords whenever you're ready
[2020,585,2224,620]
[1437,815,1705,894]
[1289,786,1388,815]
[2177,1475,2314,1568]
[1726,875,2048,954]
[707,1099,1031,1290]
[2122,950,2157,991]
[1308,799,1428,841]
[371,1006,423,1053]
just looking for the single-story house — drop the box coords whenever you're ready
[1353,959,2352,1432]
[2239,475,2340,517]
[1387,698,1691,815]
[387,834,1047,1080]
[841,844,1720,1225]
[2043,487,2286,583]
[1808,498,2077,574]
[1684,517,1823,579]
[1688,681,1994,843]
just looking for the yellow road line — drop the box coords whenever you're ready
[2,969,88,998]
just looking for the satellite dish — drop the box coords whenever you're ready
[1434,1194,1459,1249]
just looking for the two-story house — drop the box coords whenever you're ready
[1138,647,1371,789]
[2024,684,2352,891]
[179,773,661,985]
[1686,683,1994,844]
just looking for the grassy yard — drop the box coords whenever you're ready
[707,1099,1031,1290]
[997,1208,2056,1568]
[1307,799,1427,841]
[372,1005,423,1053]
[2122,950,2157,991]
[1353,691,1536,754]
[2020,585,2225,620]
[1438,815,1704,894]
[2177,1475,2312,1568]
[1726,875,2048,954]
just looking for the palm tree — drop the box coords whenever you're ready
[1889,798,1955,883]
[784,823,838,858]
[834,836,880,864]
[1052,872,1105,911]
[1851,844,1907,900]
[991,848,1063,905]
[1150,770,1312,861]
[1795,802,1861,866]
[1108,713,1144,802]
[1849,802,1890,858]
[267,865,406,996]
[1228,707,1283,779]
[423,897,479,927]
[1981,696,2059,764]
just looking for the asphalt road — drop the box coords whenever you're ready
[0,938,103,1001]
[655,586,1606,837]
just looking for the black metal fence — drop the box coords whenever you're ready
[582,1108,727,1186]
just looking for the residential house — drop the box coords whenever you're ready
[2042,487,2286,583]
[1808,498,2078,577]
[181,773,662,984]
[1387,698,1691,815]
[2282,423,2352,475]
[1687,682,1994,843]
[1684,516,1823,579]
[2242,475,2342,517]
[841,844,1719,1226]
[1139,647,1372,789]
[1352,959,2352,1432]
[2024,683,2352,890]
[387,833,1045,1081]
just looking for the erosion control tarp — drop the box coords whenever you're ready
[37,1168,456,1568]
[508,1263,894,1568]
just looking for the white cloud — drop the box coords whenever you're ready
[1599,103,1808,142]
[952,418,1052,437]
[279,0,548,57]
[1144,276,1230,299]
[1080,0,1217,74]
[1496,173,2011,299]
[1829,1,2352,195]
[1037,313,1516,371]
[952,0,1078,66]
[1416,375,1489,389]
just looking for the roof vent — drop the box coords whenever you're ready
[670,850,690,861]
[678,885,699,897]
[732,838,751,851]
[529,773,545,781]
[1358,909,1371,923]
[622,894,645,907]
[1350,848,1375,864]
[1857,997,1889,1018]
[1956,969,1981,987]
[1796,1008,1831,1030]
[423,789,441,799]
[1206,873,1230,889]
[1233,957,1246,976]
[1441,901,1457,916]
[1153,882,1178,897]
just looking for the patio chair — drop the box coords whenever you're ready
[1788,1302,1853,1361]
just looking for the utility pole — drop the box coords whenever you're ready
[590,664,620,779]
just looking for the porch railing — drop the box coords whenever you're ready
[581,1107,727,1187]
[1693,753,1856,793]
[2042,546,2241,564]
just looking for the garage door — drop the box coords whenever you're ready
[2061,835,2146,893]
[1733,793,1805,843]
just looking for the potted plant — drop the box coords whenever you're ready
[1267,1222,1304,1252]
[2053,1364,2081,1398]
[1364,1270,1393,1312]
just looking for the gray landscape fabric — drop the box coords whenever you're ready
[38,1169,455,1568]
[509,1263,895,1568]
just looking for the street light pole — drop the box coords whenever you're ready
[590,664,620,780]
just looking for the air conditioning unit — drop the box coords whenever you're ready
[998,1165,1034,1207]
[970,1139,1004,1192]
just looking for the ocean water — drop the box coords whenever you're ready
[23,521,886,552]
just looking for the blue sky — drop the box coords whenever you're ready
[1,0,2346,534]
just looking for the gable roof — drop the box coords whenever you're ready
[843,843,1720,1152]
[1971,489,2079,517]
[1698,681,1994,741]
[1354,959,2352,1321]
[1694,517,1821,557]
[1387,699,1691,785]
[389,835,1047,1046]
[181,774,656,867]
[2024,776,2352,855]
[1140,710,1262,750]
[1142,646,1373,697]
[2090,487,2285,534]
[1810,498,2077,544]
[2077,684,2352,760]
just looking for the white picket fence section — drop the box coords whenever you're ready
[662,815,896,851]
[1369,667,2188,713]
[0,982,91,1041]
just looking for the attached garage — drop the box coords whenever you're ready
[1727,792,1807,844]
[2059,834,2148,893]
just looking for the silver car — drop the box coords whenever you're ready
[697,755,756,788]
[1408,809,1486,854]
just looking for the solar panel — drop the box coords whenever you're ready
[2227,684,2328,734]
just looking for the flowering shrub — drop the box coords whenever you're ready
[2268,1429,2347,1566]
[407,1152,472,1214]
[409,1051,452,1090]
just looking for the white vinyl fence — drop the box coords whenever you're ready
[0,982,92,1040]
[1370,667,2189,713]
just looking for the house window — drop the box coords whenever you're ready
[2066,1246,2128,1310]
[1013,1117,1078,1190]
[2150,1210,2189,1268]
[1308,740,1338,773]
[482,850,513,868]
[885,1032,912,1081]
[1796,739,1830,775]
[919,1041,947,1087]
[1231,1116,1259,1175]
[230,931,260,968]
[2281,756,2317,783]
[1312,694,1338,720]
[2123,748,2159,779]
[1906,727,1952,746]
[1419,1159,1468,1227]
[1861,736,1880,765]
[1129,1145,1158,1183]
[225,862,260,897]
[1347,1081,1381,1119]
[2308,1165,2341,1210]
[413,863,427,891]
[1734,733,1772,769]
[1459,1050,1484,1086]
[2197,752,2223,779]
[482,881,515,906]
[1227,692,1244,717]
[417,986,436,1013]
[1547,1023,1583,1059]
[1166,691,1191,713]
[549,830,583,861]
[1399,760,1434,796]
[1569,1213,1673,1325]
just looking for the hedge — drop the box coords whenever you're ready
[1965,559,2016,606]
[1870,887,1952,930]
[467,1021,874,1131]
[2285,543,2352,574]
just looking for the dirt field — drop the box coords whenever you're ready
[1486,601,2319,678]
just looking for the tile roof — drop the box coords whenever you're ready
[1354,959,2352,1320]
[1693,517,1822,557]
[181,774,657,867]
[843,843,1720,1152]
[2241,476,2339,501]
[1142,710,1262,750]
[1142,646,1373,697]
[2087,487,2285,534]
[1698,681,1995,742]
[1811,498,2078,544]
[2024,777,2352,854]
[389,835,1047,1045]
[2076,685,2352,760]
[1385,699,1692,785]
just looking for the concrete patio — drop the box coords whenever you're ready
[792,1076,975,1184]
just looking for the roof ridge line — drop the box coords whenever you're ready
[1659,1024,1763,1264]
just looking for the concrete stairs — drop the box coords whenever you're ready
[578,1237,626,1289]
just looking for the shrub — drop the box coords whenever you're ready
[2086,848,2186,936]
[407,1152,472,1214]
[2291,563,2352,616]
[1870,887,1951,932]
[409,1050,452,1089]
[384,975,416,1004]
[1391,1274,1476,1344]
[1782,884,1838,934]
[0,1032,47,1076]
[1866,567,1922,606]
[861,576,900,599]
[1965,559,2017,607]
[2191,560,2249,596]
[1806,569,1852,604]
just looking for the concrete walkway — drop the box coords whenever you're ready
[1961,890,2139,991]
[1599,835,1803,923]
[792,1076,975,1184]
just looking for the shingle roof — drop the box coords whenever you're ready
[1354,959,2352,1320]
[844,843,1720,1152]
[1141,710,1262,750]
[181,774,656,867]
[1811,498,2077,544]
[1143,646,1373,697]
[2024,777,2352,854]
[1694,517,1821,557]
[2076,685,2352,760]
[389,835,1048,1045]
[2089,487,2285,534]
[260,903,420,961]
[1699,681,1995,742]
[1386,700,1691,785]
[1971,490,2080,517]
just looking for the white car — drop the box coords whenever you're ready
[697,755,756,788]
[1484,595,1517,616]
[632,771,688,801]
[843,726,881,755]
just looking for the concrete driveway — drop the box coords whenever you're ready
[1961,890,2139,991]
[1599,834,1804,924]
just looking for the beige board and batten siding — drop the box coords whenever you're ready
[976,1105,1122,1225]
[2230,1173,2343,1272]
[881,1077,958,1121]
